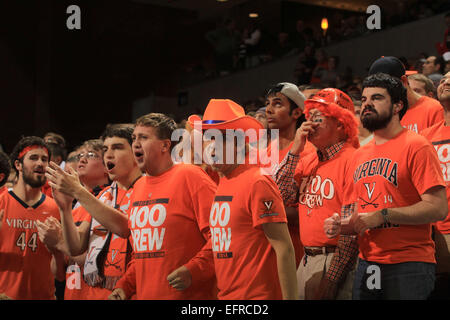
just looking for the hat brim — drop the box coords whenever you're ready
[188,114,264,132]
[405,70,418,76]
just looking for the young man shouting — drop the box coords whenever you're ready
[48,114,218,300]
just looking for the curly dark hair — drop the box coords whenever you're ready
[362,72,409,120]
[10,136,51,175]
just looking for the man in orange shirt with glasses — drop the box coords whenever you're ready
[275,88,360,300]
[48,114,217,300]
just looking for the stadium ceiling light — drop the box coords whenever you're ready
[321,17,329,36]
[321,17,328,31]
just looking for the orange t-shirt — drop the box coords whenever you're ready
[295,143,356,247]
[0,186,7,197]
[64,206,91,300]
[421,120,450,234]
[41,180,53,199]
[210,165,288,300]
[205,166,220,185]
[400,96,444,133]
[347,129,445,264]
[0,191,60,300]
[70,184,134,300]
[262,139,315,267]
[116,164,217,299]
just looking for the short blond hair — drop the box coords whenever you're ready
[81,139,104,153]
[135,113,178,151]
[408,73,436,95]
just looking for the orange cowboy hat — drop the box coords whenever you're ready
[188,99,264,132]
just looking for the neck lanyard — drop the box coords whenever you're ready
[113,174,142,209]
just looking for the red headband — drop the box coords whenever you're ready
[18,145,49,159]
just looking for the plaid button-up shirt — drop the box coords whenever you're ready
[274,141,358,283]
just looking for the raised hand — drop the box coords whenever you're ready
[290,121,319,155]
[46,162,82,199]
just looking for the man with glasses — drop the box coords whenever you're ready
[75,139,110,195]
[275,88,360,300]
[47,115,218,300]
[45,125,142,299]
[43,138,111,299]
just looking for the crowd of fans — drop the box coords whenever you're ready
[197,0,450,80]
[1,54,450,300]
[1,1,450,302]
[243,49,450,116]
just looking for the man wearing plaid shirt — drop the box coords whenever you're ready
[275,88,360,299]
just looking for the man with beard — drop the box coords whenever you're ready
[324,73,448,299]
[0,136,63,299]
[420,72,450,299]
[367,56,443,134]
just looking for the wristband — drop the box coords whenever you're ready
[381,208,389,224]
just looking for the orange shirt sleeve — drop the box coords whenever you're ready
[114,258,136,298]
[343,156,358,206]
[250,178,287,228]
[427,101,444,128]
[72,206,92,225]
[184,171,217,284]
[409,144,446,195]
[342,155,356,207]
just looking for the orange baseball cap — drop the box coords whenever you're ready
[306,88,355,113]
[304,88,359,148]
